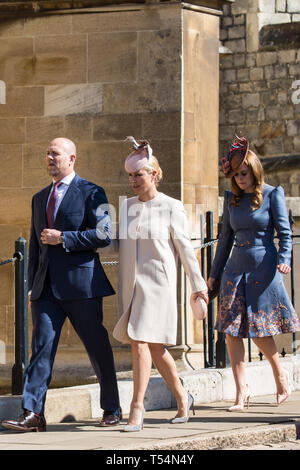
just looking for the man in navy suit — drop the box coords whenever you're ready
[2,138,121,432]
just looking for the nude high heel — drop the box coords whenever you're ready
[228,384,251,412]
[123,408,145,432]
[277,369,291,406]
[171,393,195,424]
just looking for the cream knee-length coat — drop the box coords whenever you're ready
[103,192,207,345]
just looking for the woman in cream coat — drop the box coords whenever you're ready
[111,137,208,431]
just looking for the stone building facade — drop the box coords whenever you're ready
[219,0,300,356]
[219,0,300,197]
[0,0,224,386]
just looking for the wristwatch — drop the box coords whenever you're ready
[58,233,64,244]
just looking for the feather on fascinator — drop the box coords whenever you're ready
[221,136,249,178]
[124,136,153,173]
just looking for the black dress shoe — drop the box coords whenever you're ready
[99,407,122,427]
[2,410,46,432]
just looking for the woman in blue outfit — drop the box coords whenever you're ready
[207,137,300,411]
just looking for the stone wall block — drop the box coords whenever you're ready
[228,25,246,39]
[220,124,237,141]
[246,53,257,67]
[103,80,181,114]
[223,38,246,53]
[75,141,129,186]
[147,139,181,184]
[263,138,284,154]
[220,55,234,69]
[44,84,103,116]
[287,119,300,136]
[138,29,181,82]
[250,67,264,81]
[274,64,288,78]
[258,12,291,29]
[265,105,283,120]
[223,69,236,83]
[0,38,34,85]
[237,68,250,82]
[276,0,287,11]
[228,108,246,123]
[0,18,24,37]
[289,63,300,77]
[0,189,33,225]
[141,112,181,140]
[26,117,65,143]
[240,82,254,93]
[242,92,260,108]
[24,15,72,36]
[33,35,87,85]
[22,142,52,188]
[23,142,47,170]
[231,0,258,15]
[234,54,246,67]
[256,51,278,66]
[278,49,296,63]
[287,0,300,13]
[65,116,93,142]
[88,32,137,83]
[0,86,44,118]
[0,144,22,187]
[72,7,181,34]
[93,114,142,141]
[195,186,219,221]
[0,269,14,309]
[264,64,275,80]
[258,0,276,13]
[0,118,25,143]
[183,141,200,185]
[234,14,246,25]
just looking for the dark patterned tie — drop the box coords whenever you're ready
[46,181,62,228]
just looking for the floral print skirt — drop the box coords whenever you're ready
[215,275,300,338]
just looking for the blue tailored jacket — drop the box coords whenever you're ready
[28,174,115,301]
[210,184,294,317]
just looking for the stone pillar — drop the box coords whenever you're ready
[0,1,223,380]
[171,6,221,368]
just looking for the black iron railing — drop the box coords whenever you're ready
[184,209,299,369]
[1,215,298,395]
[0,238,28,394]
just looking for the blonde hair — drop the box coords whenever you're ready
[230,149,264,211]
[144,156,163,186]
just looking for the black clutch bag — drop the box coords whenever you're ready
[208,279,221,303]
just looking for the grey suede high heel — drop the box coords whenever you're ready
[123,408,145,432]
[171,393,195,424]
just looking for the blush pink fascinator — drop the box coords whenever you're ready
[124,136,153,173]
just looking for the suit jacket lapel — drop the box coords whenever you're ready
[39,184,52,229]
[54,174,81,227]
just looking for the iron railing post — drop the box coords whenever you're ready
[200,214,210,368]
[206,211,215,367]
[213,217,229,368]
[12,237,29,395]
[289,210,297,355]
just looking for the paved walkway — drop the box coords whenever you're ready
[0,391,299,451]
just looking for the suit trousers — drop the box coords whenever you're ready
[22,276,120,416]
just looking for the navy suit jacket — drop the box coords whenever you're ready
[28,173,115,301]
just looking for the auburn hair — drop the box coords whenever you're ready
[230,149,264,211]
